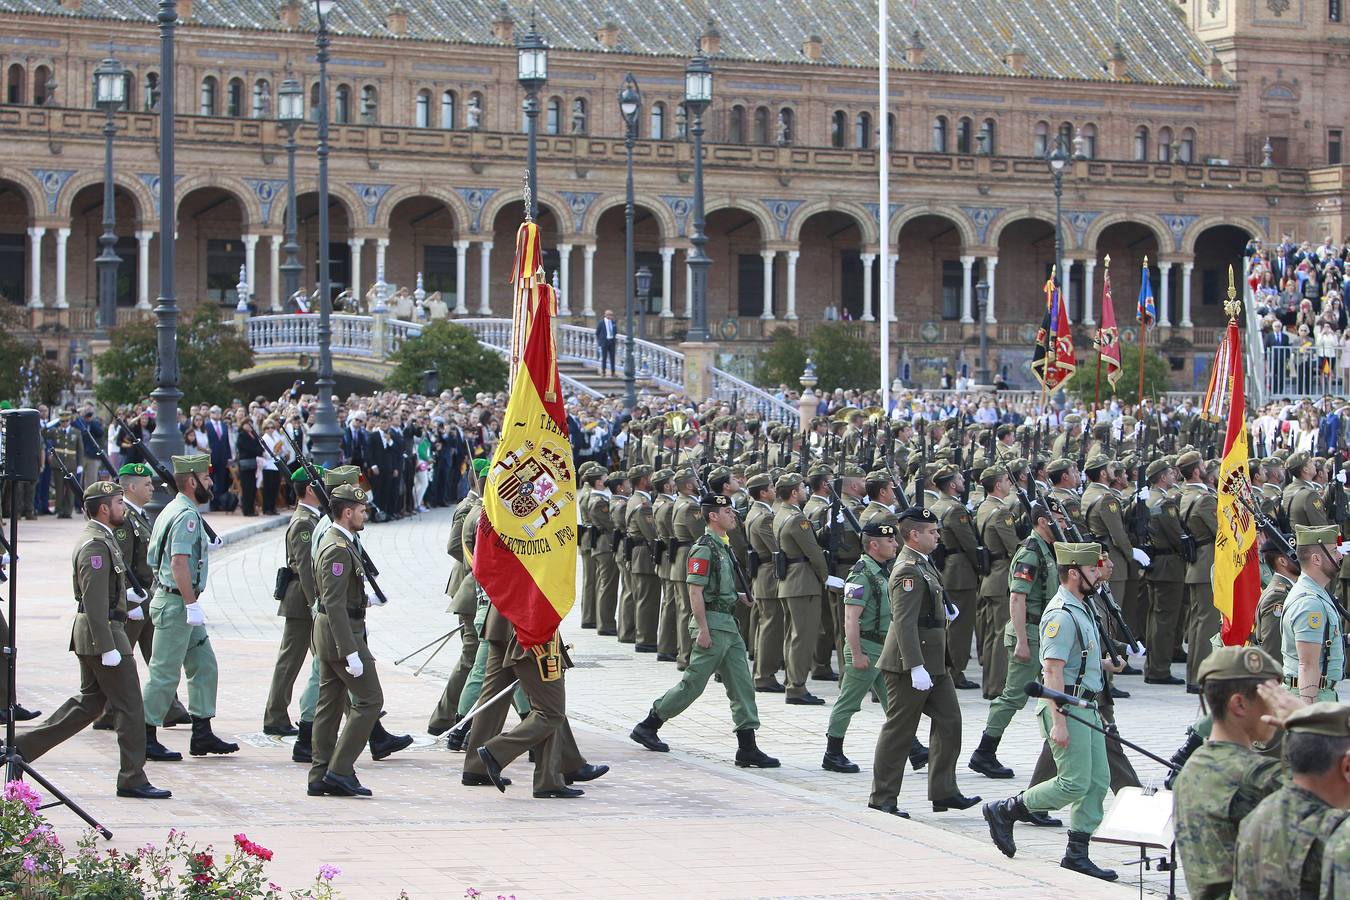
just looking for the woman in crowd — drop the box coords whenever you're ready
[235,415,263,516]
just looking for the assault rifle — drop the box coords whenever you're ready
[917,419,929,512]
[1128,420,1153,551]
[49,448,149,597]
[103,403,218,544]
[688,467,754,600]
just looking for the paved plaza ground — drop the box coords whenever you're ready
[8,505,1339,898]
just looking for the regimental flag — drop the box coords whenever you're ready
[1136,256,1157,328]
[1096,256,1123,388]
[1211,317,1260,646]
[472,227,577,648]
[1031,271,1076,390]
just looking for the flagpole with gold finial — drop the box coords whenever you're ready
[1094,254,1111,415]
[1039,264,1055,417]
[1138,254,1148,406]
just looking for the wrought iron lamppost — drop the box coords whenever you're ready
[1047,135,1068,307]
[683,51,713,342]
[636,265,652,342]
[620,73,641,412]
[516,24,548,219]
[976,278,990,385]
[94,54,127,333]
[278,74,304,307]
[307,0,342,467]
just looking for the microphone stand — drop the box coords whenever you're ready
[1048,698,1178,773]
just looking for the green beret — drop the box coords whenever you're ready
[1197,646,1281,685]
[1145,458,1172,480]
[171,454,210,475]
[651,468,675,487]
[841,463,866,479]
[774,473,803,491]
[1046,457,1074,478]
[626,464,652,482]
[1084,453,1113,475]
[471,458,491,477]
[83,480,123,501]
[324,465,361,487]
[706,465,731,483]
[290,464,324,484]
[117,462,153,478]
[1283,701,1350,737]
[862,521,896,538]
[897,506,937,524]
[701,493,731,508]
[330,483,368,503]
[1054,541,1103,566]
[745,472,773,492]
[980,465,1008,482]
[586,467,609,483]
[1176,450,1203,472]
[1286,451,1311,474]
[1294,524,1341,547]
[674,467,697,484]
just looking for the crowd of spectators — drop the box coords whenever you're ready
[1248,235,1350,396]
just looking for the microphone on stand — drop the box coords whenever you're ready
[1024,681,1097,710]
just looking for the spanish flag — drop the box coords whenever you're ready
[1211,312,1259,646]
[472,229,577,648]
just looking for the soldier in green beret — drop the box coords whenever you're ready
[1281,525,1345,703]
[141,454,238,761]
[931,465,980,689]
[983,541,1120,881]
[823,521,898,774]
[630,494,780,769]
[1234,700,1350,898]
[1173,646,1297,900]
[13,481,170,799]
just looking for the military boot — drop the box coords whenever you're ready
[821,734,859,773]
[145,725,182,762]
[629,710,669,752]
[733,728,780,768]
[982,793,1029,858]
[967,731,1015,779]
[1060,831,1118,881]
[188,717,240,756]
[368,719,413,760]
[909,736,929,771]
[292,720,313,763]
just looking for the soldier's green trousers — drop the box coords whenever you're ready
[308,643,383,781]
[579,547,596,627]
[1145,579,1185,680]
[456,627,529,718]
[593,552,619,635]
[983,632,1042,739]
[1186,583,1221,685]
[1022,704,1109,834]
[616,561,636,643]
[827,639,887,739]
[142,592,219,724]
[652,621,759,730]
[632,572,661,646]
[427,614,479,734]
[783,593,821,699]
[753,596,786,688]
[657,577,679,657]
[263,615,312,732]
[977,593,1011,700]
[869,668,961,805]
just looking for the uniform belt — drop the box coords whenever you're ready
[1071,688,1098,702]
[317,602,366,621]
[784,556,806,565]
[1149,549,1176,557]
[860,629,886,643]
[989,552,1009,562]
[1284,675,1338,690]
[75,602,127,622]
[668,540,689,551]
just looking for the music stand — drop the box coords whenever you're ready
[1093,786,1178,900]
[2,408,112,838]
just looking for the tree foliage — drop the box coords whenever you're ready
[0,306,71,406]
[1065,343,1171,407]
[754,324,880,393]
[385,319,508,395]
[95,305,254,409]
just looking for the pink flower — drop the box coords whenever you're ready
[465,890,482,900]
[21,856,36,873]
[193,873,213,885]
[4,780,41,814]
[318,864,341,881]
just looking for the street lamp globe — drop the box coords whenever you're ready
[517,28,548,89]
[635,265,653,299]
[314,0,336,22]
[93,56,127,112]
[619,74,640,124]
[278,75,304,128]
[1047,141,1068,173]
[684,53,713,113]
[976,279,989,311]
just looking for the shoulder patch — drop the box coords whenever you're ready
[299,531,311,542]
[1309,612,1322,628]
[901,576,914,592]
[331,561,344,577]
[844,581,865,600]
[688,557,709,576]
[1107,501,1119,512]
[1314,500,1324,509]
[1005,515,1015,526]
[1013,561,1036,581]
[799,520,811,531]
[90,555,103,570]
[186,517,196,532]
[1044,621,1060,638]
[114,528,127,540]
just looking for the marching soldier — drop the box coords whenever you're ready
[1082,455,1135,643]
[1281,525,1345,703]
[48,409,84,518]
[1179,450,1220,690]
[1143,457,1187,685]
[822,521,898,774]
[931,465,980,690]
[629,494,780,769]
[262,465,323,737]
[1255,547,1299,661]
[745,472,784,692]
[669,468,703,668]
[12,481,170,799]
[982,542,1120,882]
[1046,458,1085,534]
[577,461,598,629]
[588,470,622,640]
[773,473,832,705]
[975,465,1019,701]
[141,454,239,761]
[625,465,661,653]
[868,506,977,818]
[1282,452,1330,529]
[860,470,900,530]
[609,471,635,643]
[652,468,679,661]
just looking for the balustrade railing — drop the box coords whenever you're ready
[709,367,799,426]
[555,324,685,389]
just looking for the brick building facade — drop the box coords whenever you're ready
[0,0,1345,388]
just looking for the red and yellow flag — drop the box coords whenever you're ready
[1031,272,1075,390]
[1096,256,1123,388]
[1212,314,1259,645]
[472,242,577,647]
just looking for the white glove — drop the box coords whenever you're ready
[835,510,846,524]
[944,602,960,623]
[1131,548,1151,567]
[365,592,386,608]
[825,575,845,590]
[184,603,205,627]
[126,604,144,621]
[208,535,225,549]
[1338,471,1347,485]
[100,648,122,667]
[344,652,364,678]
[909,664,933,692]
[75,465,83,477]
[126,587,142,604]
[1129,641,1147,657]
[1136,488,1149,502]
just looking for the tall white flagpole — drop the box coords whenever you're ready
[878,0,892,412]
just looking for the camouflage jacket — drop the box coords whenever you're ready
[1234,785,1344,900]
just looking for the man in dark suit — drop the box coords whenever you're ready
[343,413,368,470]
[1265,320,1291,397]
[595,309,618,376]
[367,413,401,520]
[204,405,233,510]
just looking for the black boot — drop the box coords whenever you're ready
[145,725,182,762]
[909,736,929,771]
[368,719,414,760]
[968,731,1015,779]
[734,728,780,768]
[189,717,240,756]
[292,720,313,763]
[822,734,859,773]
[447,724,468,752]
[630,710,669,752]
[1162,726,1204,790]
[1060,831,1118,881]
[982,793,1029,858]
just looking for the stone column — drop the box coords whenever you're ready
[984,256,998,324]
[785,250,800,320]
[556,242,573,315]
[760,250,776,319]
[135,230,152,310]
[960,254,976,323]
[860,252,876,322]
[684,251,693,318]
[659,247,675,317]
[54,227,69,309]
[375,238,389,289]
[1181,261,1194,328]
[582,244,596,316]
[478,241,493,314]
[26,227,44,308]
[1158,261,1173,326]
[268,234,282,311]
[348,237,365,302]
[1081,257,1097,326]
[453,239,469,314]
[242,234,259,310]
[1061,260,1074,324]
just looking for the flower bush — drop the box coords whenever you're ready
[0,780,348,899]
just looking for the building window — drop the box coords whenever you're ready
[144,72,159,110]
[885,112,896,146]
[334,84,351,124]
[956,116,973,154]
[1158,125,1174,161]
[650,101,665,140]
[729,104,745,143]
[360,85,377,123]
[415,89,430,128]
[1033,120,1049,156]
[199,76,218,116]
[941,260,962,320]
[309,83,320,121]
[736,253,775,316]
[206,239,247,305]
[32,65,49,106]
[545,97,561,135]
[932,115,948,153]
[855,111,872,149]
[441,90,456,129]
[830,110,847,148]
[978,118,996,154]
[1180,127,1196,163]
[754,106,770,145]
[1080,123,1098,159]
[423,245,460,298]
[1057,121,1073,151]
[1333,0,1343,21]
[226,78,244,117]
[252,79,271,118]
[6,64,24,105]
[1331,129,1343,165]
[1134,125,1149,161]
[675,102,687,139]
